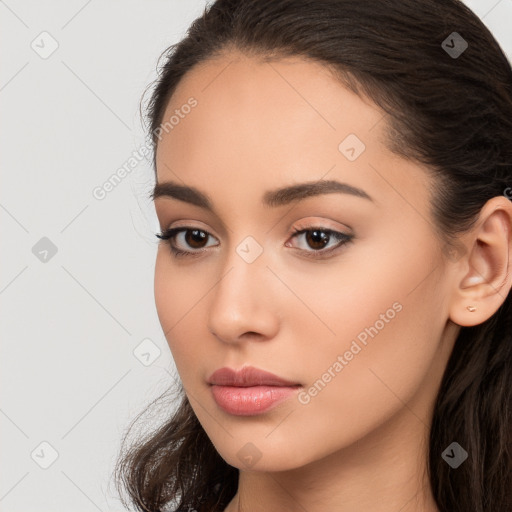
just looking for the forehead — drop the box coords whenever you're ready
[158,53,380,160]
[154,51,431,219]
[161,53,384,140]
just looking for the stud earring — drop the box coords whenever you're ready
[466,305,476,312]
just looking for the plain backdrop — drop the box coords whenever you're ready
[1,1,511,511]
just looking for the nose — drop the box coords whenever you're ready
[207,247,280,345]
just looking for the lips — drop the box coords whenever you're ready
[207,365,300,387]
[207,366,302,415]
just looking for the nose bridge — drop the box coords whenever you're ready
[207,234,279,342]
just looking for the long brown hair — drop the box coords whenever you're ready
[112,1,512,510]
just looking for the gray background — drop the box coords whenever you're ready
[1,1,510,510]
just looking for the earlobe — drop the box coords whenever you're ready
[448,196,512,328]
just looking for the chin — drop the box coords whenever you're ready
[212,436,315,473]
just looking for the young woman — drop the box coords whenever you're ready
[113,1,512,510]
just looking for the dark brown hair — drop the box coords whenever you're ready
[112,1,512,510]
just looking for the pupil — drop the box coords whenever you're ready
[307,230,329,249]
[186,229,207,248]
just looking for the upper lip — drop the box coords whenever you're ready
[208,365,301,387]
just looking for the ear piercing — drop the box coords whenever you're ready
[466,306,476,312]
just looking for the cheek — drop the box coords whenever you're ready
[153,251,211,377]
[154,251,176,335]
[154,250,206,327]
[286,225,441,358]
[154,253,191,357]
[287,306,440,467]
[279,245,443,439]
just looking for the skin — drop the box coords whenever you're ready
[152,51,512,511]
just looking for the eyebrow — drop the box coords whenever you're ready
[150,179,373,211]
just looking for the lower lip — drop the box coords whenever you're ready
[210,385,300,416]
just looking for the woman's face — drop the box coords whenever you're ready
[153,52,459,471]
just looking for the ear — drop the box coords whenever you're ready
[448,195,512,327]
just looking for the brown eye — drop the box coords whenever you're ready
[155,227,219,257]
[184,229,209,249]
[156,225,353,260]
[288,226,354,259]
[304,229,331,250]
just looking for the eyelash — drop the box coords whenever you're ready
[155,225,354,260]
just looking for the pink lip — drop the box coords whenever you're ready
[208,366,301,416]
[208,365,300,387]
